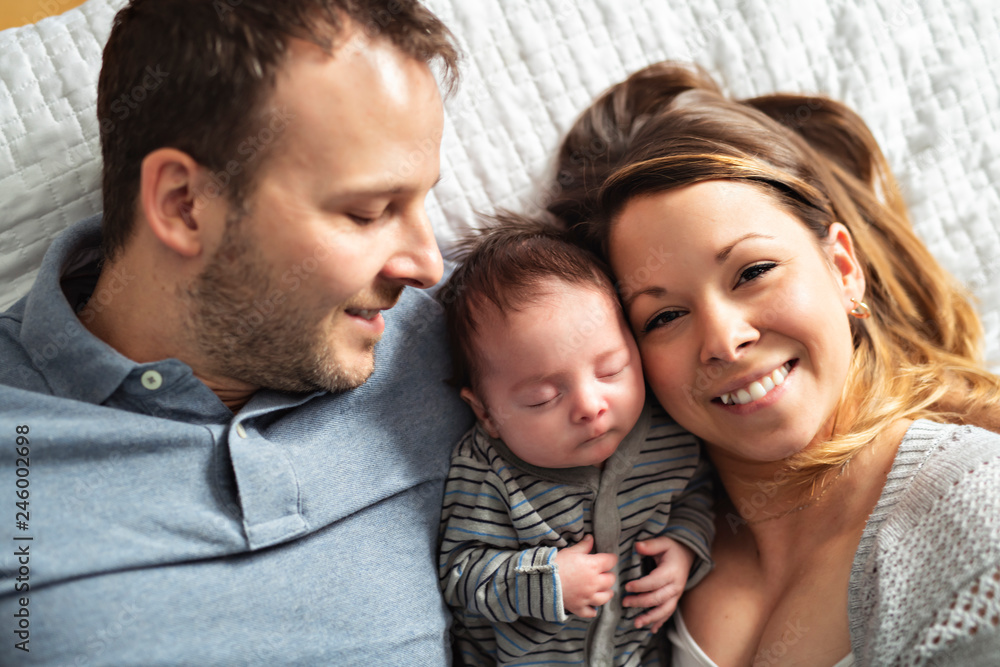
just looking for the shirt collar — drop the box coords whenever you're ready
[19,215,143,404]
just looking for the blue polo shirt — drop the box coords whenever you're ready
[0,216,473,665]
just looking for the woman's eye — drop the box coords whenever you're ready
[736,262,777,286]
[643,309,684,333]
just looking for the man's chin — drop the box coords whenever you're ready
[316,347,377,394]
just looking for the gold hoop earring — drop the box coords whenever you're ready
[850,298,871,319]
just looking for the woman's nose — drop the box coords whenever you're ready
[698,299,759,364]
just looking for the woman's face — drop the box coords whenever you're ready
[609,180,865,464]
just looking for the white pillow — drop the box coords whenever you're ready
[0,0,125,309]
[3,0,999,371]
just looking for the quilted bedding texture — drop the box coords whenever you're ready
[1,0,998,366]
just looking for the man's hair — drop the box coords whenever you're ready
[438,212,616,390]
[97,0,460,262]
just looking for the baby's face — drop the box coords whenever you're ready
[464,279,646,469]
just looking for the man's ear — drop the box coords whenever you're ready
[825,222,867,310]
[460,387,501,438]
[139,148,217,258]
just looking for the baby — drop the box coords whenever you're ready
[437,217,715,666]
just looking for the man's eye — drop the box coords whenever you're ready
[643,310,683,333]
[348,214,378,225]
[736,262,777,286]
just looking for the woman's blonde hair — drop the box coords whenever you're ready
[548,62,1000,481]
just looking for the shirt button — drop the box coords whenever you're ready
[140,370,163,391]
[235,423,248,439]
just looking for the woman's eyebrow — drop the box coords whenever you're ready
[622,233,777,311]
[623,286,667,312]
[716,233,775,262]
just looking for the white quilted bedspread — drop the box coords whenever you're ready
[1,0,999,366]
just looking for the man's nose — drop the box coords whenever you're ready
[380,206,444,289]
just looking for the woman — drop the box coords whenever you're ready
[548,62,1000,665]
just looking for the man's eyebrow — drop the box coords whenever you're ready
[333,174,442,199]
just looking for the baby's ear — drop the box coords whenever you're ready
[460,387,501,438]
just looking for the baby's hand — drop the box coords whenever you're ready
[554,535,617,619]
[623,536,694,632]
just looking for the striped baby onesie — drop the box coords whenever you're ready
[439,402,715,666]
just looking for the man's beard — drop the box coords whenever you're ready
[183,214,396,394]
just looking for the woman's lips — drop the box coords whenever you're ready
[717,361,792,406]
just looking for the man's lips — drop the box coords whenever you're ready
[345,307,383,321]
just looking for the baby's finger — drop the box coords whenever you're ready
[589,589,614,607]
[634,536,676,556]
[622,582,682,609]
[564,534,595,554]
[593,572,617,592]
[625,567,677,594]
[632,597,680,629]
[591,551,618,573]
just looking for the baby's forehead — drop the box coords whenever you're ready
[469,279,625,362]
[481,278,618,327]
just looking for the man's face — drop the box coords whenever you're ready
[186,31,445,393]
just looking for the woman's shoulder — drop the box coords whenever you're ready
[869,419,1000,551]
[858,420,1000,540]
[900,419,1000,500]
[849,419,1000,665]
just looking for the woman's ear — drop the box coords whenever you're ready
[825,222,867,310]
[139,148,217,259]
[460,387,501,438]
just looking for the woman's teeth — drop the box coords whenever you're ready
[719,363,791,406]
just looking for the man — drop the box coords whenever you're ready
[0,1,472,663]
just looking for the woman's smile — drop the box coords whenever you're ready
[716,360,793,407]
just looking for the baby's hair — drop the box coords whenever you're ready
[438,212,616,390]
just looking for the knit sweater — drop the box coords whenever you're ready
[849,419,1000,665]
[439,403,715,666]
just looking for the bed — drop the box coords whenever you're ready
[1,0,998,367]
